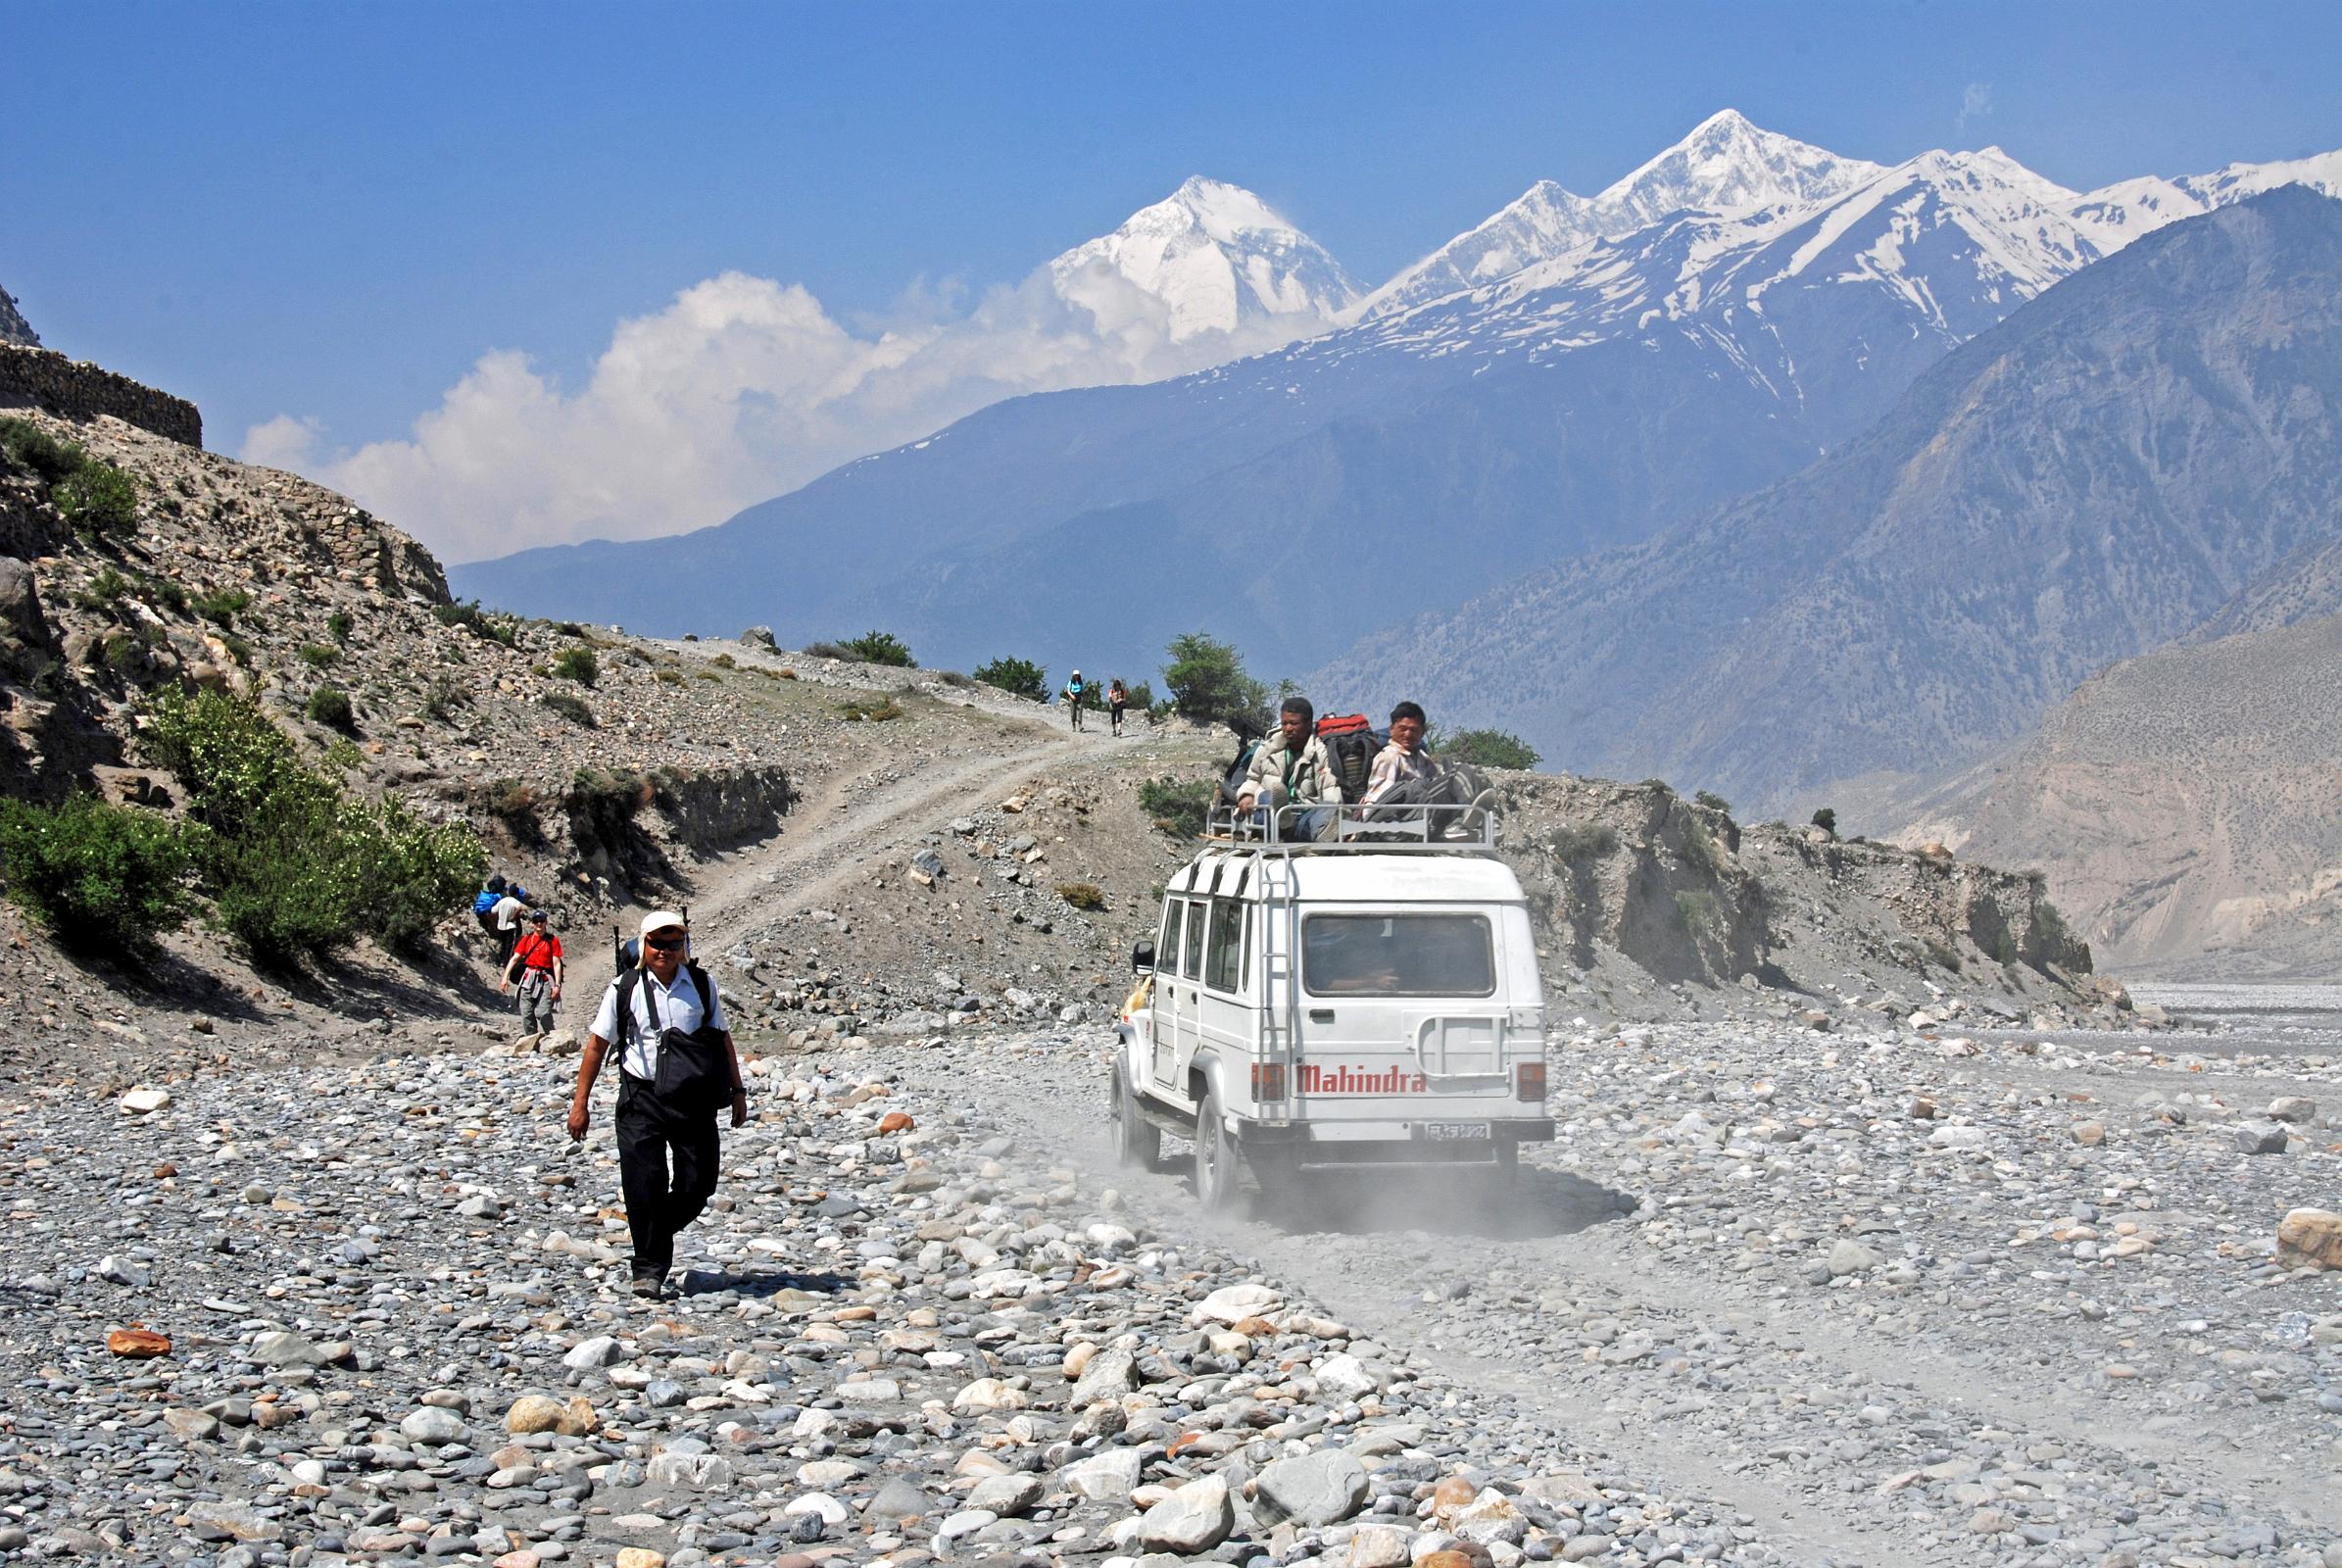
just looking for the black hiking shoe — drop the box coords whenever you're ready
[629,1271,665,1299]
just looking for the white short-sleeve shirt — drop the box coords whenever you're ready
[590,965,728,1081]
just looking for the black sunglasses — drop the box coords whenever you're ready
[644,935,686,951]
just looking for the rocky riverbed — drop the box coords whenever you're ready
[4,988,2337,1568]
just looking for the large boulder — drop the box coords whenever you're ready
[2278,1208,2342,1270]
[1251,1448,1370,1527]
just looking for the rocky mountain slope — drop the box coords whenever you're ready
[0,285,34,348]
[451,117,2342,686]
[1319,186,2342,819]
[1891,606,2342,979]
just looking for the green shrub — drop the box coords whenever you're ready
[709,651,735,669]
[1693,790,1732,814]
[801,640,852,661]
[53,461,138,533]
[421,673,467,723]
[76,567,132,611]
[550,620,584,638]
[551,645,599,685]
[1682,813,1723,873]
[0,416,83,483]
[1440,728,1540,769]
[541,691,596,727]
[837,696,903,722]
[1120,679,1158,713]
[192,588,253,628]
[299,643,342,668]
[326,610,354,643]
[1162,632,1268,737]
[101,631,148,675]
[307,687,355,729]
[1056,882,1106,912]
[973,657,1048,702]
[1549,822,1619,862]
[1675,889,1723,942]
[840,630,916,667]
[141,688,484,964]
[433,599,518,647]
[0,794,195,951]
[1138,776,1215,838]
[655,668,684,686]
[1810,807,1838,838]
[220,634,254,667]
[323,738,364,772]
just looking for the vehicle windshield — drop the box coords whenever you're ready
[1301,912,1494,997]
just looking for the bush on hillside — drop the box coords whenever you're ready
[1138,776,1214,838]
[551,645,599,685]
[972,656,1048,702]
[1162,632,1269,738]
[0,416,83,483]
[433,599,519,647]
[307,687,355,730]
[53,461,138,533]
[0,794,196,952]
[541,691,596,727]
[141,688,486,965]
[1440,728,1540,769]
[1693,789,1732,814]
[840,630,916,667]
[1810,807,1837,838]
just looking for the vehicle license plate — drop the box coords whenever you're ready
[1421,1120,1489,1142]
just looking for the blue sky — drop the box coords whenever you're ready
[6,1,2339,559]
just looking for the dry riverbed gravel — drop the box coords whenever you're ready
[2,989,2337,1568]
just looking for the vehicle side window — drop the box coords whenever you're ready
[1160,901,1185,977]
[1182,898,1207,980]
[1205,899,1246,994]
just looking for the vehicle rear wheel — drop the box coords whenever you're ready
[1491,1137,1520,1187]
[1110,1061,1158,1170]
[1193,1087,1239,1212]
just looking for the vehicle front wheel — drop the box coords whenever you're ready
[1193,1086,1239,1212]
[1110,1061,1158,1170]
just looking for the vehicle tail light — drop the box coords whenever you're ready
[1515,1061,1546,1102]
[1250,1063,1287,1101]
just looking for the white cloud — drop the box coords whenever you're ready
[245,262,1334,564]
[1956,81,1994,131]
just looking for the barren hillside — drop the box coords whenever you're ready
[1893,610,2342,978]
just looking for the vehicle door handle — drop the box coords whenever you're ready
[1309,1009,1334,1023]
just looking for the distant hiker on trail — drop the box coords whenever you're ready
[1106,678,1129,736]
[501,909,564,1037]
[567,910,748,1298]
[488,884,527,964]
[473,875,508,941]
[1063,669,1087,731]
[1235,695,1343,841]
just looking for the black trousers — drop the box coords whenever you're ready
[614,1076,720,1277]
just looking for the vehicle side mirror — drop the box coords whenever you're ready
[1132,940,1155,973]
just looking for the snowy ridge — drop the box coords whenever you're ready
[1047,175,1364,342]
[1360,109,1885,319]
[2073,148,2342,242]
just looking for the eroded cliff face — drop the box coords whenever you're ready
[1483,770,2101,1024]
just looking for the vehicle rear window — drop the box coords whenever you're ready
[1301,913,1494,997]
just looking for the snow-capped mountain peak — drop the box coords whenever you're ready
[1360,111,1884,319]
[1592,107,1885,232]
[2069,146,2342,247]
[1047,176,1364,342]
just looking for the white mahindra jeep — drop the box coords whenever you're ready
[1109,801,1553,1207]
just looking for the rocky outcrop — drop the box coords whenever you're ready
[0,344,201,447]
[1498,775,1771,987]
[0,286,34,349]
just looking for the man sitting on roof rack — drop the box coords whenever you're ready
[1363,700,1494,839]
[1235,695,1344,842]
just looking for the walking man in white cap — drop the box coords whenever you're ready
[567,910,748,1298]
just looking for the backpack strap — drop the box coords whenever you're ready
[612,969,643,1050]
[686,961,715,1023]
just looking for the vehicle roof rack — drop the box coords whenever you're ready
[1198,800,1499,856]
